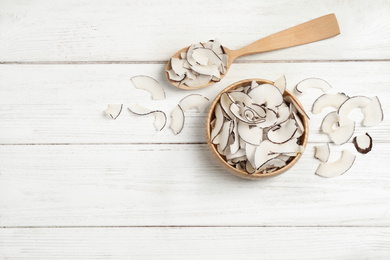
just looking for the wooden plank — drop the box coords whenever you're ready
[0,0,389,61]
[1,227,389,259]
[0,62,389,144]
[0,143,389,226]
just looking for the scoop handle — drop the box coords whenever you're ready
[231,13,340,59]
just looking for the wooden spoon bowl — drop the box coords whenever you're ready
[205,79,309,180]
[167,13,340,90]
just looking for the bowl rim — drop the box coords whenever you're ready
[205,78,309,179]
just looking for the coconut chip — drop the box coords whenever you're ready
[314,144,330,162]
[170,105,185,135]
[295,78,332,94]
[104,104,123,120]
[179,94,209,112]
[131,75,166,100]
[353,133,373,154]
[315,150,356,178]
[128,104,167,131]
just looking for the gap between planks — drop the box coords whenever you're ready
[1,59,390,65]
[2,225,390,229]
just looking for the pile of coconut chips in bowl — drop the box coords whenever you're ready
[206,77,309,179]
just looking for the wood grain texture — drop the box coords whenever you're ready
[1,227,390,259]
[0,62,388,144]
[231,14,340,58]
[0,0,389,61]
[1,0,390,258]
[0,143,389,226]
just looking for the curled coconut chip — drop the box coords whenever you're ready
[179,94,209,112]
[170,105,185,135]
[128,104,167,131]
[167,40,228,88]
[273,75,287,94]
[104,104,123,120]
[295,78,332,94]
[312,93,349,114]
[210,79,305,174]
[315,150,356,178]
[337,96,372,126]
[361,96,383,127]
[170,94,209,135]
[314,144,330,163]
[131,75,166,100]
[321,111,355,145]
[353,133,373,154]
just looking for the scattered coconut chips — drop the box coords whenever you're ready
[210,78,305,174]
[105,74,384,179]
[295,77,383,177]
[107,75,209,133]
[167,40,228,88]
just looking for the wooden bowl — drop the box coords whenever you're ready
[206,79,309,180]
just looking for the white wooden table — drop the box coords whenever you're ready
[1,0,389,259]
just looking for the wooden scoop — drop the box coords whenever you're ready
[166,13,340,90]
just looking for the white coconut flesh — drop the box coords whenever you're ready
[315,150,356,178]
[314,144,330,163]
[104,104,123,120]
[337,96,372,126]
[226,91,253,107]
[311,93,349,114]
[245,143,257,169]
[179,94,209,112]
[275,103,290,122]
[167,39,228,88]
[128,104,167,131]
[361,96,384,127]
[210,103,224,140]
[210,80,305,174]
[181,74,212,88]
[295,78,332,94]
[229,120,241,154]
[237,121,263,145]
[292,112,305,134]
[273,75,287,94]
[248,83,284,110]
[170,105,185,135]
[258,158,287,172]
[166,94,211,135]
[213,120,233,151]
[220,93,235,119]
[320,111,355,145]
[284,95,310,119]
[353,133,373,154]
[267,119,298,144]
[226,148,246,161]
[171,58,188,76]
[230,103,265,124]
[167,69,185,81]
[131,75,166,100]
